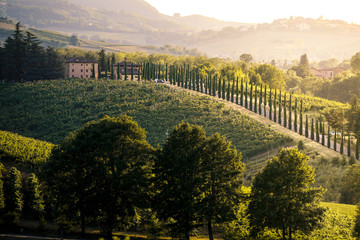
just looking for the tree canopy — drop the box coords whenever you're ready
[43,115,154,238]
[248,148,325,240]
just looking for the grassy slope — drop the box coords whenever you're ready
[0,79,288,159]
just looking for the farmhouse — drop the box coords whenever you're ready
[113,58,142,81]
[310,66,345,79]
[65,57,99,79]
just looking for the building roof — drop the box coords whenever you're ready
[318,67,345,72]
[65,57,98,64]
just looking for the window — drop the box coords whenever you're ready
[86,75,88,78]
[81,75,83,78]
[81,64,83,66]
[86,64,88,66]
[72,64,74,66]
[86,69,88,72]
[72,69,74,72]
[72,75,74,77]
[81,69,83,72]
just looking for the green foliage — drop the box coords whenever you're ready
[44,115,154,237]
[0,130,55,165]
[24,173,45,218]
[5,167,23,212]
[340,164,360,204]
[354,204,360,239]
[154,123,206,239]
[248,148,325,239]
[0,162,5,211]
[0,79,287,158]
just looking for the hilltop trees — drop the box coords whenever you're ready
[1,22,65,82]
[248,148,325,240]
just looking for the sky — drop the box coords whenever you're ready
[145,0,360,24]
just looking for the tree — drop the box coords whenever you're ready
[199,133,245,240]
[70,34,79,46]
[0,163,5,212]
[44,116,154,238]
[305,115,309,138]
[24,173,44,219]
[239,54,253,63]
[351,52,360,72]
[353,204,360,239]
[300,54,310,66]
[5,167,23,213]
[98,49,106,75]
[248,148,325,239]
[311,118,315,140]
[4,22,27,81]
[255,64,285,89]
[341,164,360,204]
[154,123,206,240]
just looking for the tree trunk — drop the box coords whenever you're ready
[80,212,85,235]
[208,219,214,240]
[288,227,292,240]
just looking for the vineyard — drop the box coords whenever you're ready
[0,78,289,159]
[0,130,54,165]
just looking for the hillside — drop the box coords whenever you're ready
[0,79,288,159]
[3,0,360,59]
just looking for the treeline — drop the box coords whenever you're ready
[0,23,65,82]
[139,61,360,160]
[0,116,328,240]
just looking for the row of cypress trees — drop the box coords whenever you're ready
[140,62,360,160]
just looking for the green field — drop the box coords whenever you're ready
[321,202,357,217]
[0,79,289,159]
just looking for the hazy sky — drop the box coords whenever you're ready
[145,0,360,24]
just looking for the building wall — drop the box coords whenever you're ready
[66,63,99,79]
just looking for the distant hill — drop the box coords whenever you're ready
[67,0,163,20]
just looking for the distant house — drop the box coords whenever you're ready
[113,59,142,81]
[310,66,345,79]
[318,67,345,79]
[309,67,323,78]
[65,57,99,79]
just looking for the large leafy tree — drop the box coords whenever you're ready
[154,122,206,240]
[340,164,360,204]
[248,148,325,240]
[255,64,285,89]
[43,116,154,238]
[199,133,245,240]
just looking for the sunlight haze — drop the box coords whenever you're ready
[145,0,360,24]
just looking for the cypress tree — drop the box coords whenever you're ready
[92,63,95,79]
[181,67,184,88]
[259,84,262,115]
[208,75,212,96]
[166,63,168,82]
[322,122,325,146]
[188,69,192,89]
[240,78,244,106]
[6,167,23,212]
[201,77,203,93]
[226,80,230,101]
[327,125,331,148]
[316,120,320,142]
[284,92,287,128]
[222,78,226,99]
[117,63,120,80]
[131,63,134,80]
[245,82,248,109]
[334,129,337,152]
[273,89,277,122]
[288,94,292,130]
[185,68,188,89]
[138,64,140,81]
[300,100,303,135]
[231,78,235,102]
[294,98,298,133]
[236,77,239,105]
[356,136,359,160]
[193,70,196,90]
[250,83,253,111]
[124,61,127,80]
[278,90,282,125]
[305,115,309,138]
[269,89,272,121]
[218,76,222,98]
[212,76,216,96]
[254,85,258,113]
[264,85,267,117]
[311,118,315,140]
[105,59,108,79]
[158,64,161,79]
[347,132,351,157]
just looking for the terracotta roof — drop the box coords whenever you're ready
[65,57,98,64]
[318,67,345,71]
